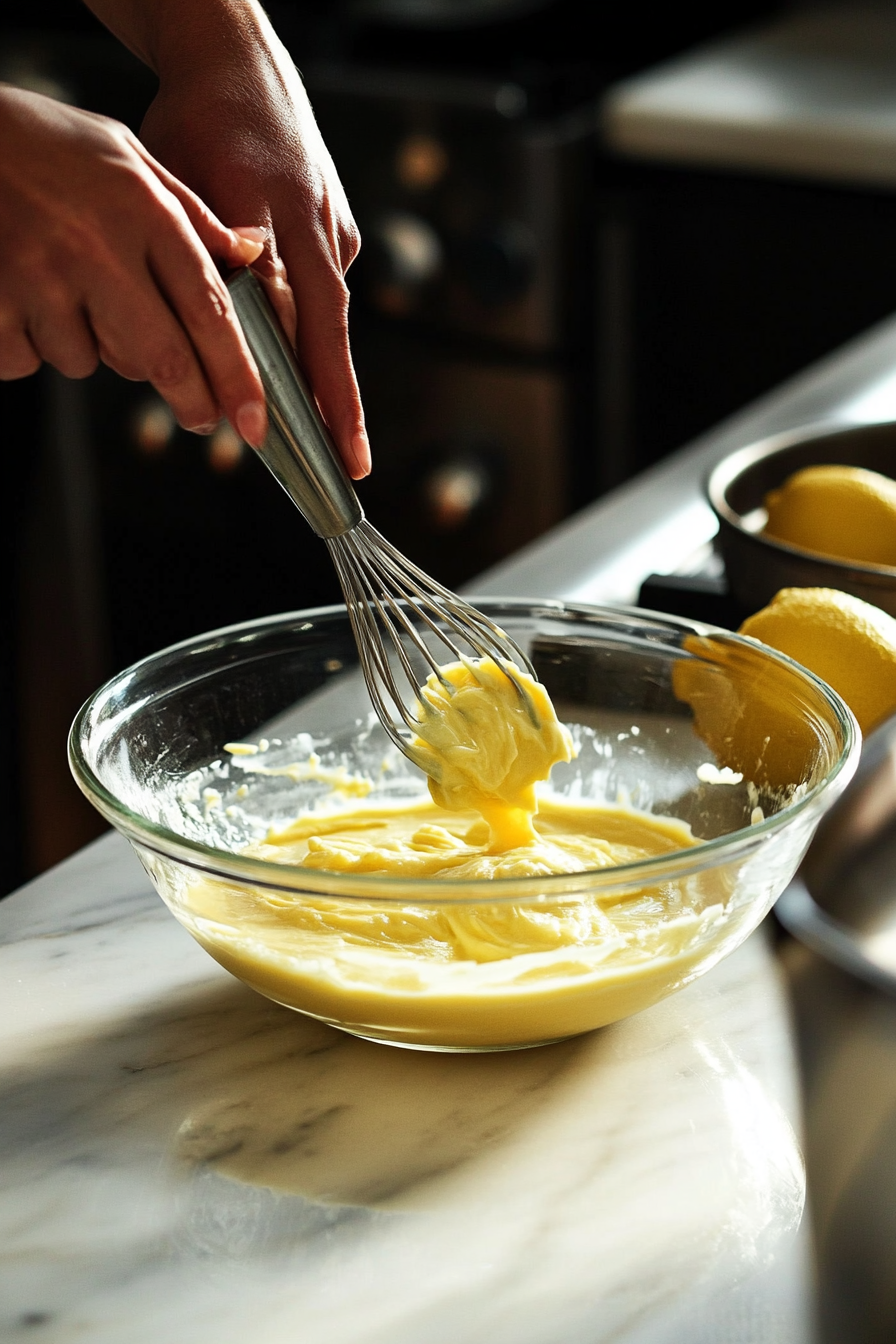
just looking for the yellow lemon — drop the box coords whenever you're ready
[739,587,896,735]
[672,633,831,790]
[763,464,896,567]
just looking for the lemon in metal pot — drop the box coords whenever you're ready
[763,464,896,568]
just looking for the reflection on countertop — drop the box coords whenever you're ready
[0,834,809,1344]
[782,938,896,1344]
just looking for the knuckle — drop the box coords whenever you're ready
[340,221,362,269]
[152,377,216,428]
[309,269,351,320]
[36,279,72,312]
[101,351,141,381]
[183,283,231,333]
[147,345,192,389]
[13,243,54,290]
[326,295,353,343]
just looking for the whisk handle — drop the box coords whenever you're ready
[227,268,363,538]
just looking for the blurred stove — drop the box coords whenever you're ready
[306,62,598,587]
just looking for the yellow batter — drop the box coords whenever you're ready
[407,657,574,850]
[172,659,738,1048]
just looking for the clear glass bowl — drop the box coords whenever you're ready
[69,600,859,1051]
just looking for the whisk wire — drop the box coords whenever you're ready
[228,269,539,760]
[359,522,535,674]
[328,538,433,743]
[329,545,417,750]
[331,519,535,751]
[345,532,449,686]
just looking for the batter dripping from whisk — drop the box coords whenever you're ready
[247,655,581,876]
[177,656,721,1048]
[408,657,575,852]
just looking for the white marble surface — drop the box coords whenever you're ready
[602,7,896,191]
[10,310,896,1342]
[0,835,808,1344]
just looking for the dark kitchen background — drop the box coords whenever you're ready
[7,0,896,895]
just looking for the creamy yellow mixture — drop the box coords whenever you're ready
[175,659,734,1048]
[252,797,694,885]
[407,657,574,850]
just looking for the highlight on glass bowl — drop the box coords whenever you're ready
[69,600,859,1052]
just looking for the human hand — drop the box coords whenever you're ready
[0,84,269,445]
[137,8,371,478]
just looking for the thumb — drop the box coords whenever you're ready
[228,226,266,266]
[198,220,266,269]
[138,145,265,267]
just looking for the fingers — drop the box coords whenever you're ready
[132,157,269,442]
[90,274,218,429]
[145,216,267,444]
[80,146,270,442]
[130,105,366,472]
[248,233,299,346]
[0,93,267,435]
[259,224,369,478]
[292,269,371,480]
[27,297,99,380]
[133,140,266,272]
[89,261,265,440]
[0,294,97,381]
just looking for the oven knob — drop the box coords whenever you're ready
[368,211,443,288]
[420,455,493,531]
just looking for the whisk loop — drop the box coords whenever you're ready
[228,268,536,760]
[328,519,535,753]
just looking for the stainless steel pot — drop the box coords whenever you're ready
[777,713,896,992]
[706,420,896,618]
[777,714,896,1344]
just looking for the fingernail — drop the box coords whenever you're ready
[235,401,267,448]
[190,422,218,436]
[351,430,372,478]
[232,226,266,263]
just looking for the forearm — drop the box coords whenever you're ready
[81,0,278,84]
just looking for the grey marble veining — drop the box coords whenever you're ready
[0,835,809,1344]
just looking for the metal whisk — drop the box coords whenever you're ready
[227,268,534,756]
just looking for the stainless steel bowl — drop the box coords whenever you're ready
[777,715,896,1343]
[777,713,896,994]
[707,420,896,618]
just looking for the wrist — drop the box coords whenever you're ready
[148,0,280,87]
[83,0,284,86]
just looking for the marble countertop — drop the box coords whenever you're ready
[0,837,808,1344]
[6,313,896,1342]
[602,7,896,191]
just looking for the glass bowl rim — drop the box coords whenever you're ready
[68,597,860,904]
